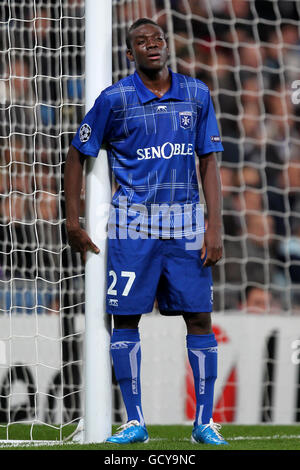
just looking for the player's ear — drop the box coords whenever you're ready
[165,36,169,52]
[163,36,169,57]
[126,48,134,62]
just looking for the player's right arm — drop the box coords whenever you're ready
[64,144,100,263]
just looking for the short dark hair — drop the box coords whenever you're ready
[126,18,164,49]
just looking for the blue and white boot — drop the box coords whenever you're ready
[191,419,228,446]
[106,420,149,444]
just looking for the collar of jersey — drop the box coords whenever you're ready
[132,69,184,104]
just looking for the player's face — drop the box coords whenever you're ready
[126,24,169,72]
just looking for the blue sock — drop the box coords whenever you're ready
[186,333,218,427]
[110,328,145,426]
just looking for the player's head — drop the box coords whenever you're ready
[126,18,168,72]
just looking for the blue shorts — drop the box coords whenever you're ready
[106,236,213,316]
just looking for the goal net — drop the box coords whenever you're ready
[0,0,300,442]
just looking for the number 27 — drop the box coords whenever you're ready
[107,270,136,297]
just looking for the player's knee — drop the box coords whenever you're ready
[183,312,212,335]
[113,314,141,330]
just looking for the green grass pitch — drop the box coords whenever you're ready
[0,424,299,451]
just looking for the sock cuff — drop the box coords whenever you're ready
[186,333,217,350]
[112,328,140,343]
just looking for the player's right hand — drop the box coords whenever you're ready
[66,226,100,263]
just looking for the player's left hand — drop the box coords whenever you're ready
[201,226,223,267]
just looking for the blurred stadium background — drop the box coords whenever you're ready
[0,0,300,434]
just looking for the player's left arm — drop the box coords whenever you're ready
[198,152,223,267]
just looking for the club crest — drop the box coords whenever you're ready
[179,111,192,129]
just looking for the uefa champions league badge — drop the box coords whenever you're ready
[79,123,92,142]
[179,111,192,129]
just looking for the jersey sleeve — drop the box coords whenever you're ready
[71,91,112,157]
[195,89,223,157]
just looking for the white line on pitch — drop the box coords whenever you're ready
[0,434,299,447]
[148,435,300,442]
[227,434,300,441]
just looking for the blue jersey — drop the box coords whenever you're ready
[71,69,223,238]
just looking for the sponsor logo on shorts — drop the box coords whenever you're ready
[109,298,118,307]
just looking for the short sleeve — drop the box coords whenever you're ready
[195,90,223,157]
[71,91,112,157]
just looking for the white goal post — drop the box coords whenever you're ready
[84,0,112,444]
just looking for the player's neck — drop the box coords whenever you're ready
[136,66,171,98]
